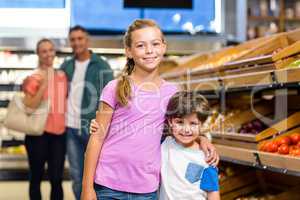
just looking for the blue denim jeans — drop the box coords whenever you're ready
[66,127,89,200]
[94,184,158,200]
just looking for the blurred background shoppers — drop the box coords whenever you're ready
[23,39,68,200]
[60,26,113,200]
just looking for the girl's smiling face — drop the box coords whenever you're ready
[125,26,166,73]
[169,113,200,148]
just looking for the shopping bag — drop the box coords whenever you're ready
[4,94,49,136]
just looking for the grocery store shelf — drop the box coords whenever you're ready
[177,67,300,93]
[248,15,280,21]
[285,18,300,22]
[0,84,21,91]
[212,132,256,142]
[0,100,9,107]
[215,144,300,177]
[222,55,274,69]
[0,153,70,180]
[0,67,35,70]
[1,139,24,147]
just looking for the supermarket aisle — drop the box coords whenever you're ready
[0,181,74,200]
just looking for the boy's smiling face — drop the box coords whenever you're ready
[168,113,200,148]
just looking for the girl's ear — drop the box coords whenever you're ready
[125,47,133,59]
[162,41,167,55]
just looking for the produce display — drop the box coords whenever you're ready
[235,193,276,200]
[0,145,26,155]
[287,58,300,68]
[207,110,270,135]
[259,133,300,156]
[218,165,236,182]
[238,119,267,134]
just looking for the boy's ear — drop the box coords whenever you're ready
[167,118,173,127]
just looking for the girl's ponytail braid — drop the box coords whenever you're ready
[116,58,134,106]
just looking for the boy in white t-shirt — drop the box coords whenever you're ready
[160,91,220,200]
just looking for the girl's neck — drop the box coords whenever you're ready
[130,67,161,85]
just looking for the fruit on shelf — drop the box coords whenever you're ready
[274,136,291,146]
[0,145,26,155]
[290,133,300,144]
[288,59,300,68]
[236,193,276,200]
[259,135,300,157]
[218,166,236,182]
[278,144,289,155]
[289,146,300,156]
[263,141,278,153]
[239,119,267,134]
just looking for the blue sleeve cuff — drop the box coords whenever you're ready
[200,166,219,192]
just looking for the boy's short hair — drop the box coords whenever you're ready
[69,25,89,35]
[165,91,210,122]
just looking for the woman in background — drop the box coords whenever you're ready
[23,38,68,200]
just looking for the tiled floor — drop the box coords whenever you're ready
[0,181,74,200]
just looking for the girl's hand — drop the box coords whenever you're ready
[199,136,219,166]
[81,187,97,200]
[89,119,100,135]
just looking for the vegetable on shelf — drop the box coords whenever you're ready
[287,59,300,68]
[239,119,268,135]
[259,134,300,157]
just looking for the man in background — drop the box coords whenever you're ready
[61,25,113,200]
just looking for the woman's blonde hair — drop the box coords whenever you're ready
[36,38,54,54]
[116,19,165,106]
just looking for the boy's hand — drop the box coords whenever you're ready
[199,136,219,166]
[89,119,100,135]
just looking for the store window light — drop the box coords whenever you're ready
[0,0,70,37]
[72,0,221,34]
[172,13,181,24]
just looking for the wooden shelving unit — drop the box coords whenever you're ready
[248,15,280,21]
[160,28,300,184]
[247,0,300,40]
[216,144,300,176]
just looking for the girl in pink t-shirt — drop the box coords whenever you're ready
[81,19,218,200]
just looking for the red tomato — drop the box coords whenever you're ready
[289,145,297,154]
[297,141,300,148]
[259,142,267,151]
[278,144,289,154]
[262,142,271,152]
[275,136,291,146]
[290,148,300,156]
[266,141,278,153]
[290,133,300,144]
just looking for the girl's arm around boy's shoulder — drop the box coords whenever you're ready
[99,79,119,108]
